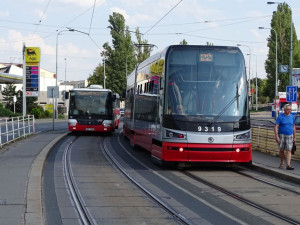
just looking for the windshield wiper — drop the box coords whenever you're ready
[209,83,240,125]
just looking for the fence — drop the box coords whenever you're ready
[252,125,300,160]
[0,115,35,148]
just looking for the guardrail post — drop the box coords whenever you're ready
[12,118,14,140]
[5,119,8,143]
[32,115,35,133]
[17,117,20,137]
[28,115,31,134]
[23,116,26,137]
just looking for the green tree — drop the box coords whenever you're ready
[180,39,188,45]
[88,12,136,95]
[2,84,17,111]
[264,3,300,100]
[135,27,151,63]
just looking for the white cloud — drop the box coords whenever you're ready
[109,7,130,21]
[0,10,10,18]
[35,9,46,20]
[58,0,105,8]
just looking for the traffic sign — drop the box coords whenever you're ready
[279,65,289,73]
[47,86,59,98]
[286,86,298,102]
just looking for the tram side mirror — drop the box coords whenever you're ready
[65,91,69,100]
[112,94,116,101]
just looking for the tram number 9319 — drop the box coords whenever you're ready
[198,126,221,132]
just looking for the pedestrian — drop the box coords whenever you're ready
[274,104,296,170]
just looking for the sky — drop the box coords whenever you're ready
[0,0,300,83]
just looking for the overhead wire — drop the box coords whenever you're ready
[33,0,52,34]
[89,0,97,34]
[143,0,183,35]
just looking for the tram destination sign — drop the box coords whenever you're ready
[25,64,40,96]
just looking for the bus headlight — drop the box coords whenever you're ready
[68,119,77,127]
[234,131,251,140]
[103,121,112,127]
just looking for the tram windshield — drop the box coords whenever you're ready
[69,91,112,116]
[165,47,248,122]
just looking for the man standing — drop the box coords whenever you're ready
[274,104,296,170]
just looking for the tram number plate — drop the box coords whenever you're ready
[198,126,221,132]
[86,128,95,131]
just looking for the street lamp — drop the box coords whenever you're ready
[55,28,89,119]
[267,1,293,85]
[248,54,258,111]
[259,26,278,118]
[103,58,106,89]
[237,44,251,105]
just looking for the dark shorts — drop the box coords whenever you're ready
[278,134,293,151]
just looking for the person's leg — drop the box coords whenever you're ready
[279,149,285,168]
[286,150,294,169]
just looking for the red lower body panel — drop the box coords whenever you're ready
[161,142,252,163]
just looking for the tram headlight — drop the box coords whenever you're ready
[166,130,186,139]
[234,131,251,140]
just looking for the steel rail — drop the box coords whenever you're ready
[100,136,192,225]
[63,136,96,225]
[183,171,300,225]
[235,169,300,195]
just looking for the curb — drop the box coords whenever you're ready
[248,162,300,184]
[24,132,69,225]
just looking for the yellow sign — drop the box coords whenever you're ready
[45,104,53,113]
[25,47,41,63]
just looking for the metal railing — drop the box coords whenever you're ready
[0,115,35,147]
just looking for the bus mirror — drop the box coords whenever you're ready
[65,91,69,99]
[112,94,116,101]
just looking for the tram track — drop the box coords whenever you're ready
[183,171,300,225]
[100,135,193,225]
[234,169,300,195]
[114,130,300,225]
[62,135,96,225]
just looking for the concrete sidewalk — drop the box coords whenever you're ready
[0,130,68,225]
[0,130,299,225]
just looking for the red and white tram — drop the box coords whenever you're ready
[123,45,252,166]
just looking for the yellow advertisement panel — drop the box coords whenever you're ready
[25,47,41,63]
[45,104,53,113]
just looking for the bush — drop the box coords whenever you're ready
[31,107,42,119]
[58,114,65,119]
[44,110,51,118]
[0,107,15,117]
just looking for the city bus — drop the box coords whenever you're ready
[66,85,120,133]
[123,45,252,167]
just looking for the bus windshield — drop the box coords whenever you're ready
[165,47,248,122]
[69,91,112,116]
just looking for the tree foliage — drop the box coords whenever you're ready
[264,3,300,99]
[180,39,188,45]
[88,12,154,96]
[88,13,135,95]
[1,84,37,114]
